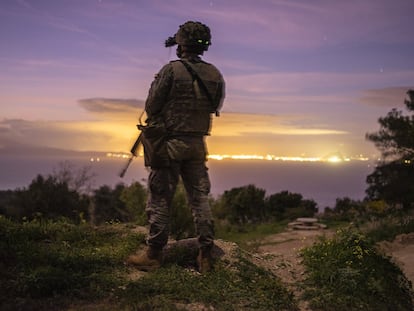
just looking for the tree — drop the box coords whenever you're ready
[215,184,266,225]
[366,161,414,209]
[93,183,130,224]
[119,181,147,225]
[366,90,414,209]
[0,190,18,218]
[10,174,88,222]
[266,190,302,219]
[52,161,96,194]
[332,197,365,220]
[170,182,195,240]
[266,190,317,220]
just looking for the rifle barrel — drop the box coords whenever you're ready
[119,132,143,178]
[119,156,133,178]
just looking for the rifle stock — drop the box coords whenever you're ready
[119,132,142,178]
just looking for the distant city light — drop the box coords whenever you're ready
[207,154,368,163]
[105,152,370,163]
[327,156,342,163]
[106,152,130,159]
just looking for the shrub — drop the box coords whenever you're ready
[300,227,413,310]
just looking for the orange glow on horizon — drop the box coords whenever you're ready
[106,152,370,163]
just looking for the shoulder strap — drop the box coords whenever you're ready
[180,60,219,116]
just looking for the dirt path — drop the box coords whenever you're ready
[251,229,414,311]
[248,229,332,310]
[378,233,414,285]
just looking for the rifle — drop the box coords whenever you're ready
[119,131,142,178]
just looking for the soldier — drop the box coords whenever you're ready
[126,21,225,273]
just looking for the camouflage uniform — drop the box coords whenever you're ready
[144,55,225,250]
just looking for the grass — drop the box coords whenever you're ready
[120,257,297,310]
[215,221,288,251]
[363,213,414,242]
[0,216,143,310]
[2,214,414,310]
[0,216,298,311]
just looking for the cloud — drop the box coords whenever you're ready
[0,106,350,158]
[78,98,144,114]
[213,112,347,138]
[0,118,136,153]
[359,87,413,108]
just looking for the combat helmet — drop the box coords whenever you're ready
[165,21,211,52]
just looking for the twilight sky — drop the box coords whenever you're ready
[1,0,414,159]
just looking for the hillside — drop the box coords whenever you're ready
[1,218,413,310]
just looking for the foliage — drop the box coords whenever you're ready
[52,160,96,194]
[93,183,131,224]
[119,181,147,225]
[366,160,414,209]
[366,89,414,209]
[266,190,317,220]
[0,216,144,310]
[364,212,414,243]
[213,186,317,226]
[120,257,298,311]
[0,190,15,217]
[323,197,366,221]
[322,197,399,223]
[301,228,414,311]
[215,221,287,251]
[170,181,196,240]
[0,216,297,311]
[7,174,89,223]
[214,184,266,225]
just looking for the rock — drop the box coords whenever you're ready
[288,217,327,230]
[296,217,318,223]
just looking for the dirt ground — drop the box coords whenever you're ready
[251,229,414,311]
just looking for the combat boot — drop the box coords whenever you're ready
[126,247,163,271]
[197,246,213,273]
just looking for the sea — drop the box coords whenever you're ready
[0,153,375,210]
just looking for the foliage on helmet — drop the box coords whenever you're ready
[165,21,211,51]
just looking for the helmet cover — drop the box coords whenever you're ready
[165,21,211,51]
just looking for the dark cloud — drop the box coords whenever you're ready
[360,87,412,107]
[78,98,145,114]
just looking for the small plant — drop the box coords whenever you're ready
[300,227,414,311]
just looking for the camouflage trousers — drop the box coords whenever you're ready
[145,136,214,249]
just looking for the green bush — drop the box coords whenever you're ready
[301,227,413,311]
